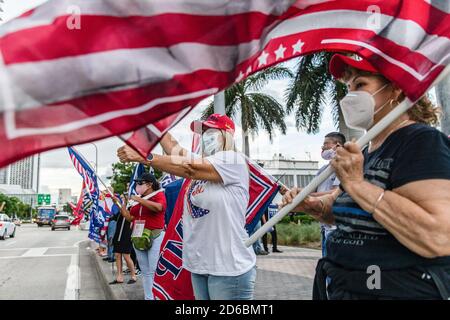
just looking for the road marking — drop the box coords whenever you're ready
[0,246,77,252]
[73,239,84,248]
[64,254,80,300]
[0,254,72,260]
[21,247,48,257]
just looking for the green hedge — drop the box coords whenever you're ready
[270,222,321,246]
[280,213,316,225]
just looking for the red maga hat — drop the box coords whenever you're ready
[190,113,235,135]
[329,54,378,79]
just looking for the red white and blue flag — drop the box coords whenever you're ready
[0,0,449,167]
[68,146,101,242]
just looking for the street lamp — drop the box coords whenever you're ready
[89,143,98,174]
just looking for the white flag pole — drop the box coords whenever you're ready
[245,65,450,247]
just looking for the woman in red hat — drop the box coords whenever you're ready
[282,54,450,300]
[117,114,257,300]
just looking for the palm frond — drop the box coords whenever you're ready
[247,93,287,140]
[284,52,338,133]
[245,65,293,92]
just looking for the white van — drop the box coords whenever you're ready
[0,213,16,240]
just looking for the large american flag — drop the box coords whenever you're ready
[0,0,449,167]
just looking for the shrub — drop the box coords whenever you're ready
[271,222,321,246]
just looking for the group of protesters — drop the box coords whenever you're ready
[95,54,449,301]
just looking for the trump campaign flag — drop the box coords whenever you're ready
[0,0,449,168]
[68,146,101,242]
[70,183,86,226]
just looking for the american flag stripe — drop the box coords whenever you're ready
[0,0,292,38]
[69,149,96,194]
[0,0,449,168]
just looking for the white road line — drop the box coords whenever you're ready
[64,254,80,300]
[22,247,48,257]
[0,254,73,260]
[0,246,77,252]
[72,239,84,248]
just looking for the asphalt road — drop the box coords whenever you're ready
[0,224,107,300]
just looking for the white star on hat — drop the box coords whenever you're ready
[258,51,269,67]
[292,39,305,54]
[274,44,287,60]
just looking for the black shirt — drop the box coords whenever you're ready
[327,123,450,270]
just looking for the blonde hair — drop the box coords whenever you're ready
[340,67,441,126]
[222,130,237,152]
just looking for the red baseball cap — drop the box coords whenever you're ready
[329,54,378,79]
[190,114,235,135]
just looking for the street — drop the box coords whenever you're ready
[0,224,106,300]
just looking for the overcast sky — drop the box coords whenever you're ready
[0,1,370,201]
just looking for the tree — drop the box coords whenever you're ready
[436,75,450,135]
[285,52,363,140]
[109,162,163,195]
[202,66,293,156]
[0,193,33,219]
[63,203,73,214]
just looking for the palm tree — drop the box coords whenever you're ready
[285,52,363,140]
[202,66,293,157]
[436,75,450,135]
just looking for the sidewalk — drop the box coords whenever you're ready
[90,243,320,300]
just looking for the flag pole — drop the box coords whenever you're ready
[245,65,450,247]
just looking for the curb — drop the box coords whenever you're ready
[88,241,129,300]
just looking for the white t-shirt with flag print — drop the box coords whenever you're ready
[182,150,256,276]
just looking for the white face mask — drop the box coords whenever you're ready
[321,148,336,161]
[340,84,389,131]
[202,129,223,156]
[135,184,149,196]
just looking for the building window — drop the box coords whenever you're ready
[274,174,294,188]
[297,175,315,188]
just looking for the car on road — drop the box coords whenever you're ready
[0,213,16,240]
[51,214,71,231]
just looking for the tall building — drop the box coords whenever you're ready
[0,156,39,191]
[0,156,39,207]
[58,188,72,205]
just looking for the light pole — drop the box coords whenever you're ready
[90,143,98,174]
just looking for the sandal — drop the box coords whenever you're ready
[109,279,124,285]
[127,278,137,284]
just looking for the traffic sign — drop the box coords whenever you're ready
[38,194,51,205]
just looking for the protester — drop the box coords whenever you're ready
[282,54,450,300]
[251,218,269,255]
[105,188,120,263]
[315,132,346,257]
[113,172,167,300]
[262,204,282,253]
[117,114,257,300]
[106,209,118,263]
[110,194,137,285]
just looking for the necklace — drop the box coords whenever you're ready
[369,119,415,152]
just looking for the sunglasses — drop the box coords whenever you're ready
[135,181,147,185]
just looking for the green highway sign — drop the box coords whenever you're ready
[37,194,51,205]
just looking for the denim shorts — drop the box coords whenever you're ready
[191,266,257,300]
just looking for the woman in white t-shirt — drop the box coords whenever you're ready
[117,114,257,300]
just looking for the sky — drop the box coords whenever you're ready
[2,1,437,203]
